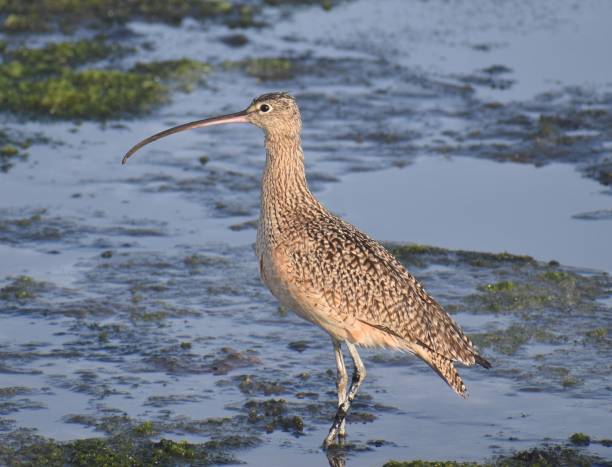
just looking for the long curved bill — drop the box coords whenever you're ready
[121,110,250,164]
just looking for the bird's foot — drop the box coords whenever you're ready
[323,419,347,448]
[323,428,342,448]
[323,431,336,448]
[323,400,351,448]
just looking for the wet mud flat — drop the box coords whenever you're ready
[0,231,610,465]
[0,0,611,465]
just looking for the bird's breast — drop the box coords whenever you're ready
[257,242,294,304]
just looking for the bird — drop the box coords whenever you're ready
[122,92,491,448]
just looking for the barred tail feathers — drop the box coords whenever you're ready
[412,345,467,397]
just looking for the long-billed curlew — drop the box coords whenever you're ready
[122,92,491,447]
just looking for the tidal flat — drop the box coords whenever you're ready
[0,0,611,466]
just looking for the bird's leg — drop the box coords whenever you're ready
[332,338,348,438]
[323,342,366,448]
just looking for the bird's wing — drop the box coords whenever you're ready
[285,214,480,366]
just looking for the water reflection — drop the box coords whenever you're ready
[326,448,347,467]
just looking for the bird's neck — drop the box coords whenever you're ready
[260,132,320,237]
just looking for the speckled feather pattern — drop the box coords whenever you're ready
[253,94,489,397]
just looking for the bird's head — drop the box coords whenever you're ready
[122,92,300,164]
[246,92,301,135]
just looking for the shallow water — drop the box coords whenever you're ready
[1,0,611,465]
[322,156,612,273]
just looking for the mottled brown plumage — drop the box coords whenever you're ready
[122,92,491,448]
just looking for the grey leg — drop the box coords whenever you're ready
[332,338,348,437]
[323,342,367,447]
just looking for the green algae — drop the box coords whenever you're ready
[243,398,304,435]
[133,421,155,436]
[468,268,609,313]
[503,446,606,466]
[481,280,516,293]
[0,0,241,33]
[223,57,294,81]
[389,243,446,257]
[0,127,45,172]
[183,253,225,267]
[0,398,46,416]
[584,327,608,343]
[134,310,168,322]
[0,0,331,34]
[2,69,166,119]
[387,243,450,268]
[237,375,286,396]
[0,431,255,465]
[224,4,260,28]
[387,243,534,269]
[539,271,572,283]
[569,432,591,446]
[55,411,262,461]
[68,438,131,466]
[471,324,559,356]
[466,264,610,360]
[561,375,580,387]
[0,275,47,301]
[154,438,196,459]
[3,39,131,76]
[264,0,335,7]
[531,114,595,147]
[383,445,608,466]
[244,58,293,80]
[0,144,18,157]
[132,58,211,91]
[586,159,612,186]
[68,436,202,466]
[384,461,479,467]
[0,40,210,119]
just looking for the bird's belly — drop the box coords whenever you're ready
[258,249,352,341]
[258,249,415,350]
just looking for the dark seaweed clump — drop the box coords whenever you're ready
[384,445,611,466]
[464,95,612,187]
[0,127,50,172]
[0,275,50,301]
[0,429,254,466]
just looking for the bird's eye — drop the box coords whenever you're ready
[259,104,270,113]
